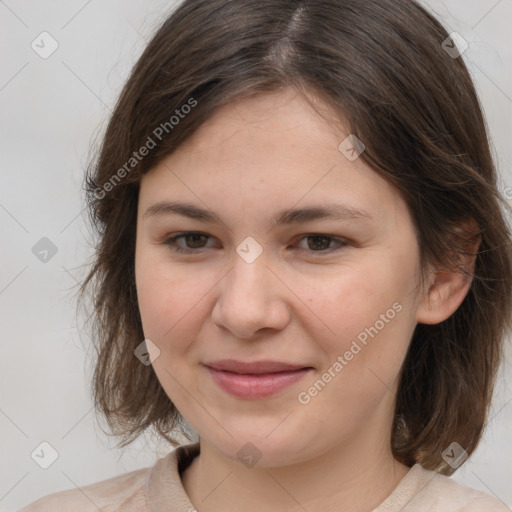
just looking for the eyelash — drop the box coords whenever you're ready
[162,232,348,255]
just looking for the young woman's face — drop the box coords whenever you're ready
[135,88,425,467]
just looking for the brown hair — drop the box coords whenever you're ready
[77,0,512,475]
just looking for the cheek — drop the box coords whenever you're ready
[136,251,186,345]
[312,251,417,380]
[299,270,414,429]
[135,250,218,362]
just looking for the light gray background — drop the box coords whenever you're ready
[1,1,511,510]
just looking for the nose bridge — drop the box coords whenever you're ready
[212,243,290,337]
[226,244,272,307]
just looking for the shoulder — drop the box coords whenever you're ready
[17,465,151,512]
[18,443,201,512]
[427,470,510,511]
[401,464,511,511]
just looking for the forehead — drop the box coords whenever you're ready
[138,88,406,229]
[176,88,344,158]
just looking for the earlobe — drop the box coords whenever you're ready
[416,219,481,325]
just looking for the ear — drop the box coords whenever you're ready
[416,218,481,325]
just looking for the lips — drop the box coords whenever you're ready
[205,359,309,374]
[204,359,313,399]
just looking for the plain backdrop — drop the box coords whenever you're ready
[1,1,511,510]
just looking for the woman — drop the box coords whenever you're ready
[20,0,512,510]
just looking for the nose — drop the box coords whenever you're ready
[211,251,291,340]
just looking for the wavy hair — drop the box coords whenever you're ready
[77,0,512,475]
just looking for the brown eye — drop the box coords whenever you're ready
[181,233,209,249]
[162,232,348,255]
[295,234,347,254]
[306,235,332,251]
[163,232,213,253]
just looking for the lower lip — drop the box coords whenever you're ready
[205,366,312,399]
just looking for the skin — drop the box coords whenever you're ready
[135,87,477,512]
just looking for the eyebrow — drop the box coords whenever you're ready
[143,200,374,227]
[144,200,376,228]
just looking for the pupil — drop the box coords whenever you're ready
[187,234,205,248]
[309,236,328,250]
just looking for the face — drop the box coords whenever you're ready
[135,87,424,468]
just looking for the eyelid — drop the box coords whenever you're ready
[161,232,216,253]
[162,231,349,255]
[292,234,348,253]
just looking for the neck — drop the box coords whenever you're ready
[181,429,411,512]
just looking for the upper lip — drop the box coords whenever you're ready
[205,359,311,374]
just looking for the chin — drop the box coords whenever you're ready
[200,427,316,469]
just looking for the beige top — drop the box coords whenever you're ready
[18,443,510,511]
